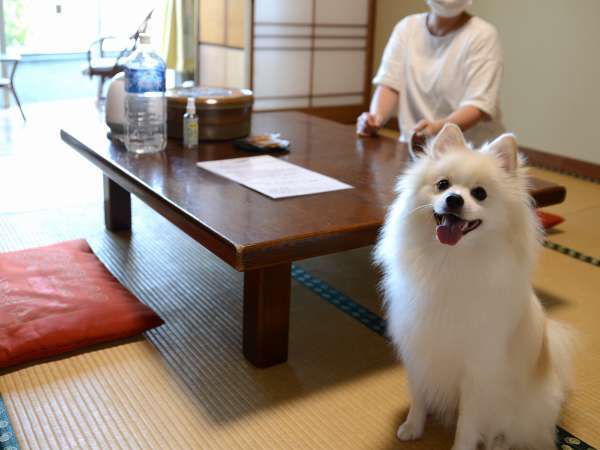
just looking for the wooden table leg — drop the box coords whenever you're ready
[103,175,131,231]
[243,263,291,368]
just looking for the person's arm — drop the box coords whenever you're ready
[357,85,399,136]
[412,105,488,138]
[358,18,406,137]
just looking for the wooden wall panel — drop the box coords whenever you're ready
[200,0,226,44]
[227,0,246,48]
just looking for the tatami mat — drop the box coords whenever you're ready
[0,203,446,449]
[304,244,600,446]
[0,196,598,449]
[527,167,600,215]
[527,166,600,258]
[544,206,600,259]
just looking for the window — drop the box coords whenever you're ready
[3,0,159,55]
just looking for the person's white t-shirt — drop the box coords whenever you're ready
[373,13,505,147]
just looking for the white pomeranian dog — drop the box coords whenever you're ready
[374,124,572,450]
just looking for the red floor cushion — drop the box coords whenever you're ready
[0,239,163,369]
[537,211,565,230]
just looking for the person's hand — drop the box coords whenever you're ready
[356,112,383,137]
[409,130,427,154]
[412,119,444,138]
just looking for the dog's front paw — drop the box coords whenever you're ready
[396,420,424,441]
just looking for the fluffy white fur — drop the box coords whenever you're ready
[374,124,572,450]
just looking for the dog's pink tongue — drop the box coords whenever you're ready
[436,217,464,246]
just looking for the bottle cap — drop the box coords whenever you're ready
[186,97,196,115]
[139,33,151,45]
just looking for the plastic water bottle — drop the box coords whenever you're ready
[124,33,167,154]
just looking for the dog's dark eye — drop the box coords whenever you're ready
[471,186,487,201]
[436,179,450,191]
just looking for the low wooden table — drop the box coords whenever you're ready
[61,112,566,367]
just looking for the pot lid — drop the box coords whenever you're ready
[166,86,254,105]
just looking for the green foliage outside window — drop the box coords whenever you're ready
[4,0,27,49]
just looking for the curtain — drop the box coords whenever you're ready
[161,0,196,81]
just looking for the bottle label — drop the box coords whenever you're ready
[125,68,166,93]
[183,117,199,148]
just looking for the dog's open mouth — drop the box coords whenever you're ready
[434,213,482,246]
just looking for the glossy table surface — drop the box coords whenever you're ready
[61,111,566,271]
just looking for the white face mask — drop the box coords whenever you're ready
[426,0,472,18]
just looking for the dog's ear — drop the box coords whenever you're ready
[408,131,427,161]
[484,133,518,172]
[431,123,466,155]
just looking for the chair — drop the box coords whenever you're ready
[83,36,134,99]
[0,55,25,121]
[83,9,154,99]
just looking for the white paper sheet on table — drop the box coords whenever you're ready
[196,155,353,199]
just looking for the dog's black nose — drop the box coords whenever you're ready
[446,194,464,209]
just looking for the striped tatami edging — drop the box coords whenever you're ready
[291,264,597,450]
[528,162,600,185]
[0,395,18,450]
[543,241,600,268]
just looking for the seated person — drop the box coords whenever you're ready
[357,0,505,147]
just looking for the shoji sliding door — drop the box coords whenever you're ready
[252,0,374,122]
[197,0,374,123]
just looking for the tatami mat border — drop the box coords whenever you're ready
[291,264,387,336]
[0,395,19,450]
[543,241,600,267]
[291,264,597,450]
[525,160,600,185]
[529,163,600,185]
